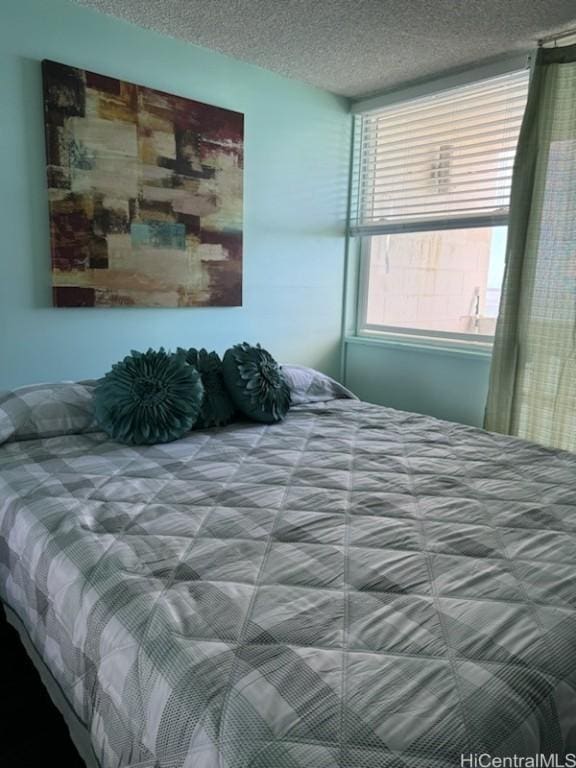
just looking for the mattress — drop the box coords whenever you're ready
[1,397,576,767]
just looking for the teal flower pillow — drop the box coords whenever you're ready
[94,349,204,445]
[222,342,291,423]
[177,347,235,428]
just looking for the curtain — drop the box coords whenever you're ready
[484,44,576,452]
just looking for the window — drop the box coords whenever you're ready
[351,68,530,345]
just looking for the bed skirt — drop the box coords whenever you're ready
[2,602,98,768]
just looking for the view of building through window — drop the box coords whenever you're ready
[354,69,528,341]
[364,226,507,336]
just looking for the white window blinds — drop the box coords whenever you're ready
[351,68,530,235]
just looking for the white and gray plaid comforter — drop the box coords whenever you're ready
[1,399,576,767]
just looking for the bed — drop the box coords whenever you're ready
[1,371,576,767]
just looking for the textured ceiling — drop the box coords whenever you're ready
[73,0,576,97]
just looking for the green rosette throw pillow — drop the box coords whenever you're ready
[222,342,291,423]
[94,348,204,445]
[177,347,235,428]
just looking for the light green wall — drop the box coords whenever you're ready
[341,217,492,427]
[0,0,351,388]
[344,339,491,426]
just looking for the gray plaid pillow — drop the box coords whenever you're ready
[0,381,100,444]
[280,365,357,405]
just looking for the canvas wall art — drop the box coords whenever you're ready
[42,60,244,307]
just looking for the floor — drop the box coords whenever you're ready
[0,608,86,767]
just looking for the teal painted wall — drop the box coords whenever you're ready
[0,0,351,388]
[340,229,492,427]
[344,340,491,426]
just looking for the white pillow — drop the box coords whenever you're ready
[280,365,357,405]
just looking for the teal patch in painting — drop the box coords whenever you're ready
[131,221,186,250]
[219,227,243,235]
[69,139,95,170]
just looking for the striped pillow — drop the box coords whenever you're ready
[0,381,99,444]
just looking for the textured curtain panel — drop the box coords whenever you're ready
[485,44,576,451]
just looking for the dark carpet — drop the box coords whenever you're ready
[0,607,86,767]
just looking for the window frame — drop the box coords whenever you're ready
[356,225,506,348]
[351,56,533,350]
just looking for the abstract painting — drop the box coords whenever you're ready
[42,60,243,307]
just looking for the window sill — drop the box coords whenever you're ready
[345,332,493,359]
